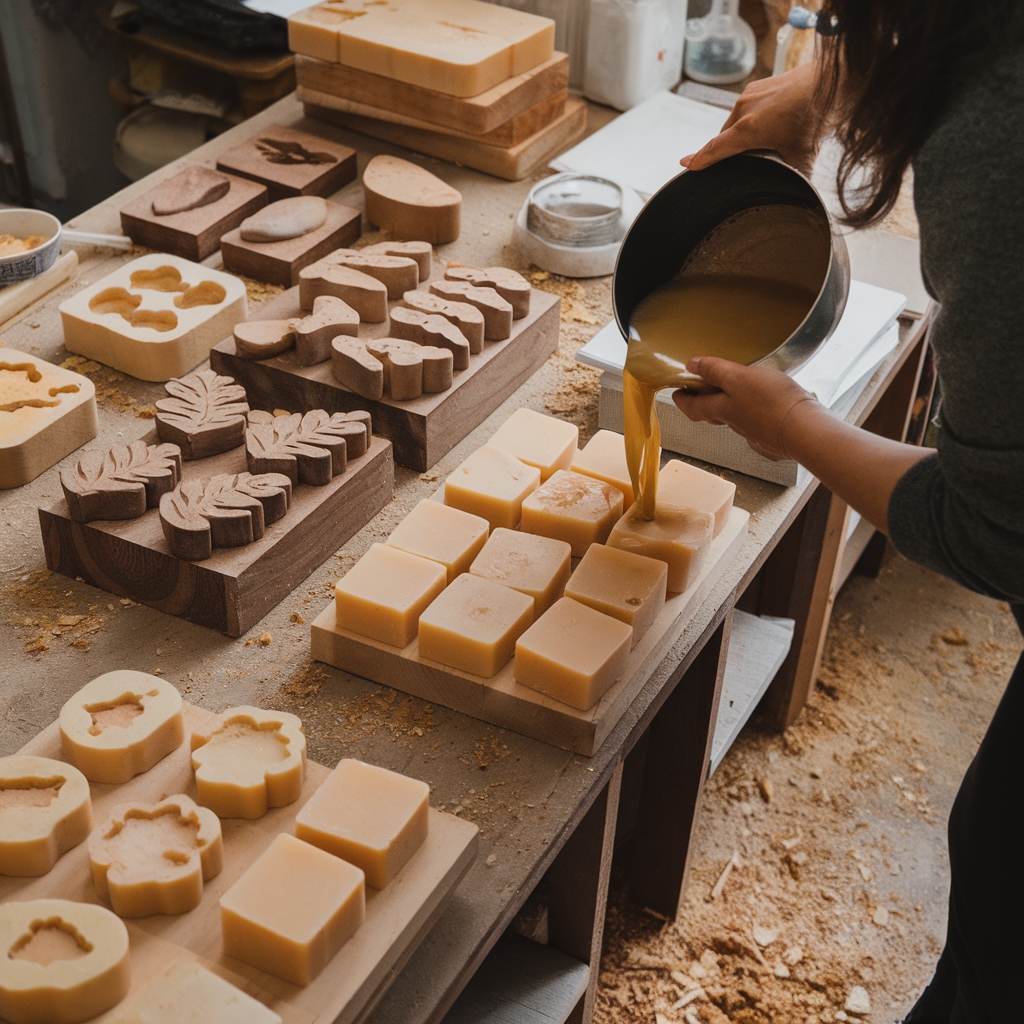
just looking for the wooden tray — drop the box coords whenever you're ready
[4,703,479,1024]
[311,507,750,756]
[210,282,560,473]
[39,433,394,636]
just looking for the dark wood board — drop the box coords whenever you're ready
[39,433,394,636]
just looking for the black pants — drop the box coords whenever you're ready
[904,646,1024,1023]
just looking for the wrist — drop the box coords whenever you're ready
[777,394,822,461]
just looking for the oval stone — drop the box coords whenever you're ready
[240,196,328,242]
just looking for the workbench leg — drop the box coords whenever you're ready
[626,613,733,918]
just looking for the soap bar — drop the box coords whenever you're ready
[659,460,736,538]
[514,597,632,711]
[295,758,429,888]
[608,501,714,593]
[487,408,578,481]
[89,795,223,918]
[418,572,534,677]
[0,898,130,1024]
[386,498,489,583]
[444,444,540,530]
[563,544,667,648]
[470,527,570,617]
[59,671,184,785]
[220,833,365,987]
[571,429,634,506]
[335,542,448,647]
[190,706,306,819]
[520,469,623,556]
[0,756,93,877]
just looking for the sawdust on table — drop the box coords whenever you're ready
[234,275,285,307]
[8,569,113,654]
[59,355,156,419]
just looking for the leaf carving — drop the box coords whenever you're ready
[154,369,249,461]
[61,441,182,523]
[245,410,371,486]
[256,138,337,165]
[159,472,292,561]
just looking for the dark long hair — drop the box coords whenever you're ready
[817,0,1018,227]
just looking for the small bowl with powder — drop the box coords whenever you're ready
[0,208,62,285]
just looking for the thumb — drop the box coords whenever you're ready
[687,355,737,390]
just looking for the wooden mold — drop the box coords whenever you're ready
[362,156,461,245]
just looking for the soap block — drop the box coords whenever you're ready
[608,502,714,593]
[295,758,429,889]
[520,469,623,557]
[418,573,534,677]
[335,542,447,647]
[220,833,365,987]
[571,429,634,506]
[444,444,540,530]
[487,408,578,481]
[190,706,306,819]
[514,597,632,711]
[385,499,489,583]
[0,755,93,878]
[470,527,570,617]
[564,544,667,648]
[659,459,736,538]
[59,670,184,785]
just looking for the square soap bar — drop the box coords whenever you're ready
[418,573,534,677]
[659,460,736,538]
[295,758,429,889]
[564,544,667,648]
[521,469,623,557]
[487,408,578,482]
[470,527,570,617]
[608,502,713,593]
[514,598,632,711]
[335,542,447,647]
[571,429,634,507]
[444,444,540,530]
[220,833,365,986]
[386,499,489,583]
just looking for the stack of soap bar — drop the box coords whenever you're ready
[487,408,578,481]
[220,833,365,986]
[571,429,634,506]
[521,469,623,556]
[608,502,713,593]
[59,671,184,784]
[296,758,429,888]
[514,598,632,711]
[659,460,736,538]
[385,499,489,583]
[335,542,447,646]
[444,445,539,530]
[470,527,570,617]
[418,573,534,677]
[190,707,306,819]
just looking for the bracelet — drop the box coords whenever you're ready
[776,395,819,461]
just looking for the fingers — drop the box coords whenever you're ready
[686,356,740,390]
[671,389,729,425]
[683,123,752,171]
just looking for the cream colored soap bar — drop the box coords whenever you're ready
[0,756,93,877]
[659,459,736,538]
[386,498,489,583]
[470,527,570,617]
[445,444,540,530]
[89,795,223,918]
[608,502,713,593]
[564,544,667,648]
[571,429,634,506]
[418,573,534,677]
[514,597,632,711]
[190,707,306,819]
[60,671,184,785]
[0,898,130,1024]
[336,542,447,647]
[487,408,578,482]
[521,469,623,556]
[220,833,365,986]
[296,758,429,889]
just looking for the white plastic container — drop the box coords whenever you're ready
[584,0,689,112]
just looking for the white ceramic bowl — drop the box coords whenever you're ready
[0,209,62,285]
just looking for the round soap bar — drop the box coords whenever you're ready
[239,196,328,241]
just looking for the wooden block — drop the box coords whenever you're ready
[59,255,248,383]
[0,251,79,332]
[233,319,296,360]
[429,280,512,341]
[361,241,433,280]
[220,201,361,288]
[293,294,360,365]
[326,250,421,299]
[215,124,357,202]
[120,170,267,261]
[299,261,388,322]
[402,289,484,353]
[246,409,370,485]
[362,155,461,245]
[445,266,531,319]
[0,348,97,489]
[390,306,470,370]
[154,368,250,461]
[332,337,453,402]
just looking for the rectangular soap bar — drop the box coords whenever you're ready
[470,527,570,618]
[659,460,736,538]
[608,502,714,593]
[571,429,634,506]
[295,758,429,889]
[444,444,540,530]
[386,499,489,583]
[220,833,364,987]
[521,469,623,557]
[487,408,578,481]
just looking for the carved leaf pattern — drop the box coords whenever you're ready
[256,138,337,165]
[154,369,249,460]
[245,410,370,486]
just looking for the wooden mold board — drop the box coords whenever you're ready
[210,276,560,473]
[311,506,749,756]
[5,702,479,1024]
[38,432,394,636]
